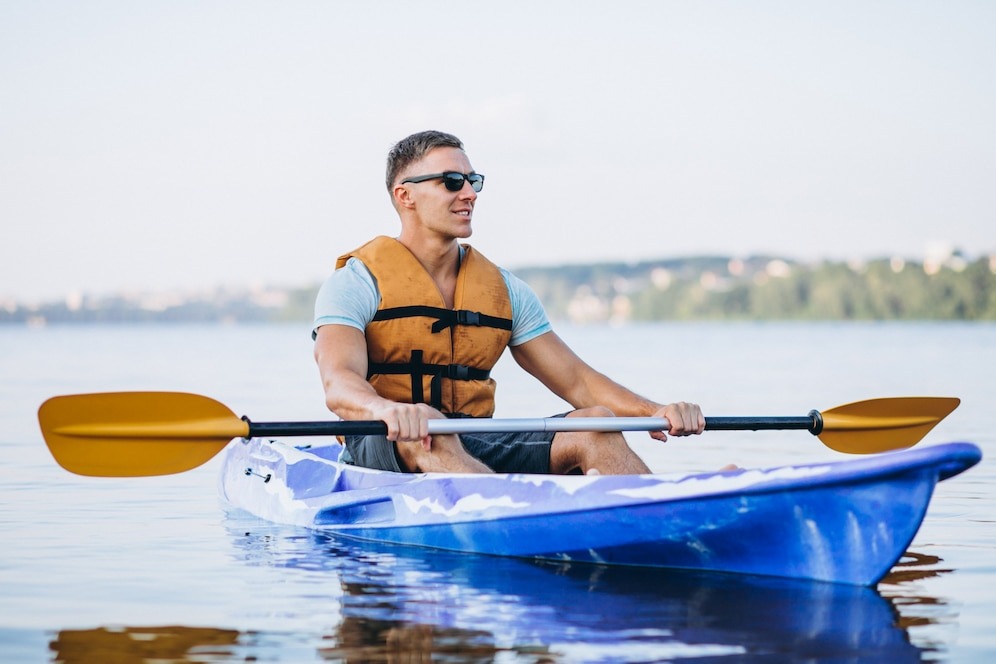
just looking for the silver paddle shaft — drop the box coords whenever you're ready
[425,417,671,434]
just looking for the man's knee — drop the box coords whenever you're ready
[550,427,624,474]
[397,434,487,473]
[569,405,616,419]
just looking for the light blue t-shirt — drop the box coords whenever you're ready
[313,256,552,346]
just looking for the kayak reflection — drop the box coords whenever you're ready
[226,518,926,662]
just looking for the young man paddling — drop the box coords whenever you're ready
[313,130,704,474]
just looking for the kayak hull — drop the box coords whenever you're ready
[218,439,980,585]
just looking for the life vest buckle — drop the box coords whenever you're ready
[456,310,481,326]
[445,364,472,380]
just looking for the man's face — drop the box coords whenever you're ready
[398,146,479,241]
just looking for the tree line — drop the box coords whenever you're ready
[517,255,996,322]
[4,254,994,325]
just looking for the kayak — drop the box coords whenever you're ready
[218,438,980,586]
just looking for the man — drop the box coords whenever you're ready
[313,130,704,475]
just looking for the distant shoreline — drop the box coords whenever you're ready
[3,254,995,325]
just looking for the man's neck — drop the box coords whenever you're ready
[396,234,461,306]
[397,234,460,276]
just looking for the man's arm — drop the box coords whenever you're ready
[509,331,704,441]
[314,324,441,444]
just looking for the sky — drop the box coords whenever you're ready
[2,1,994,303]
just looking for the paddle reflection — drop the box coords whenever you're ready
[879,551,957,641]
[226,519,930,662]
[49,625,241,663]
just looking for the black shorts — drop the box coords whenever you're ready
[342,426,557,474]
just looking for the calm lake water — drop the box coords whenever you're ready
[1,321,994,662]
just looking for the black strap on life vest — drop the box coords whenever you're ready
[367,350,492,413]
[367,306,508,412]
[372,305,512,333]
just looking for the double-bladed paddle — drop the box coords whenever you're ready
[37,392,959,477]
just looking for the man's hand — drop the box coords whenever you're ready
[650,402,705,442]
[372,402,492,473]
[371,402,447,450]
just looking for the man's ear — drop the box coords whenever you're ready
[392,184,416,210]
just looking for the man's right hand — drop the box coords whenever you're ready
[372,401,447,450]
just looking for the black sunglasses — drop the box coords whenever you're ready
[401,171,485,193]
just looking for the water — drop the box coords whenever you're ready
[1,322,994,662]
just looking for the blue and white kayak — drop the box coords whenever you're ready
[218,438,980,586]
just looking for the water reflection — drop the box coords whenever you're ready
[49,625,241,663]
[226,518,926,662]
[879,551,957,650]
[48,521,952,662]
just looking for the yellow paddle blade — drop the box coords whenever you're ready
[817,396,960,454]
[38,392,249,477]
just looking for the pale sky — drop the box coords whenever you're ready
[2,1,994,302]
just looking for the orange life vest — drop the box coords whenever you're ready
[336,236,513,417]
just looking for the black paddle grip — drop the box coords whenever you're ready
[244,417,389,438]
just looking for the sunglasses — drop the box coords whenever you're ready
[401,171,485,193]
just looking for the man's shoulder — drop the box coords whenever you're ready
[337,236,397,269]
[461,243,510,275]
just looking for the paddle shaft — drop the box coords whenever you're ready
[245,413,823,438]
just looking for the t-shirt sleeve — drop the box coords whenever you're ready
[502,268,552,346]
[312,257,379,338]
